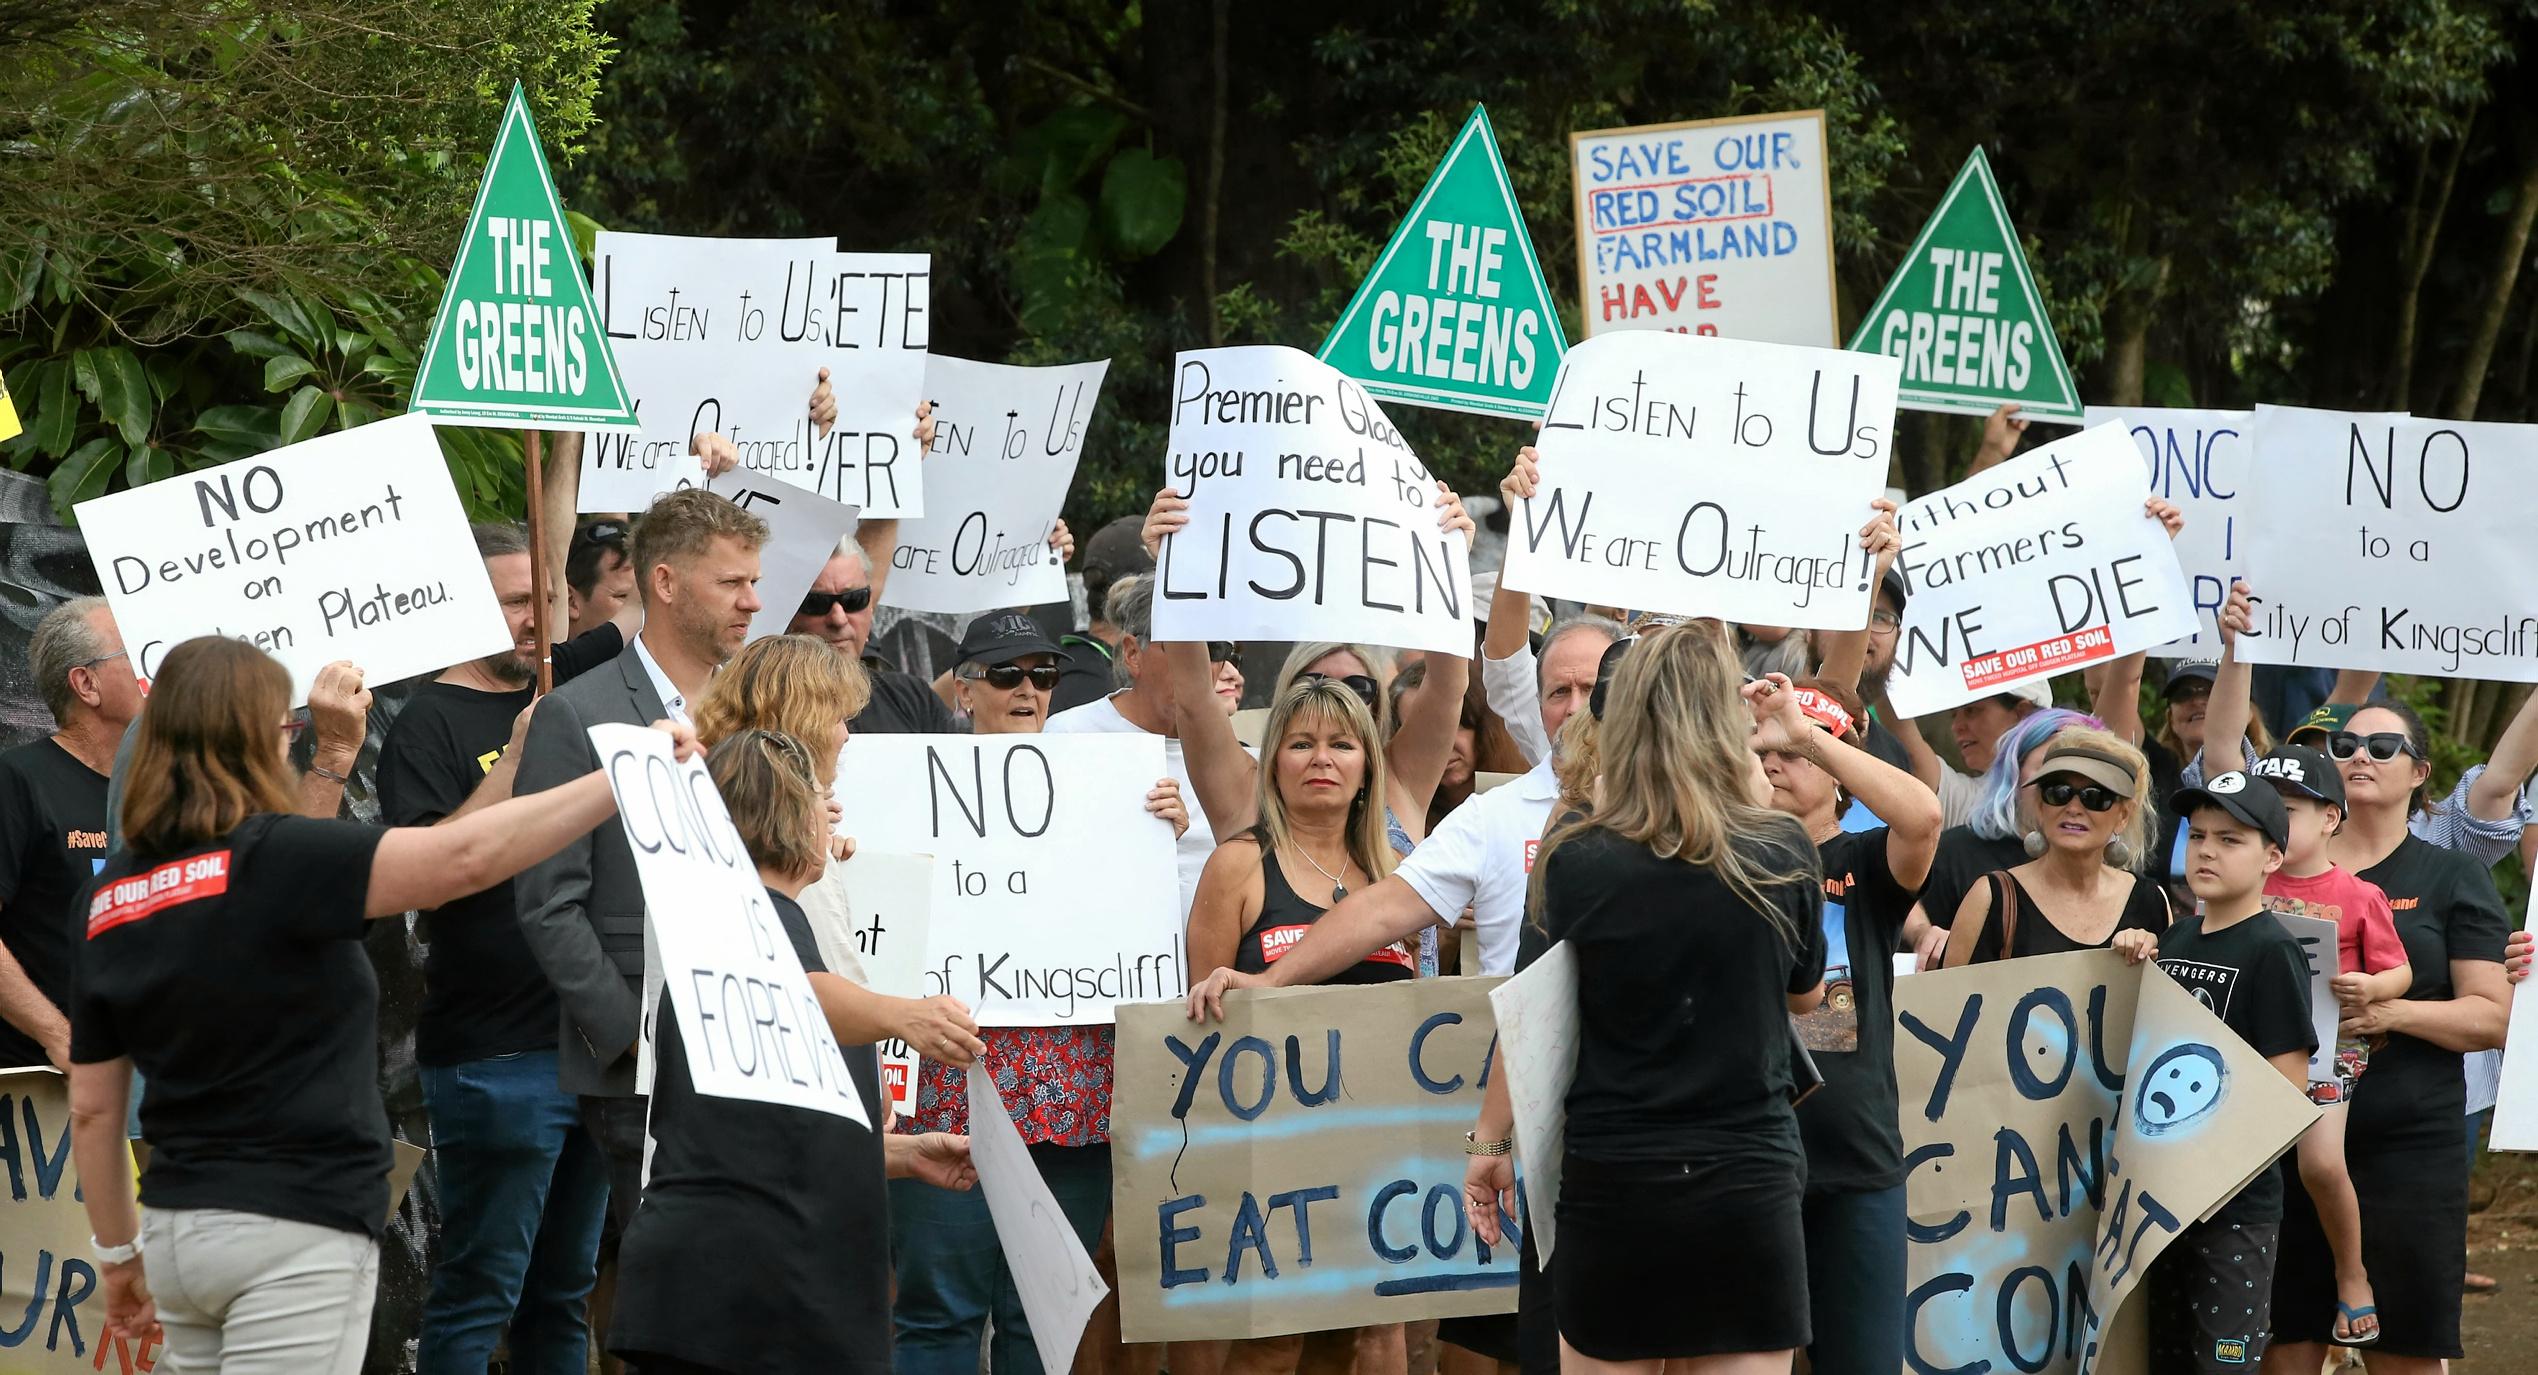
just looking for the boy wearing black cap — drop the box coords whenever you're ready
[2122,771,2317,1373]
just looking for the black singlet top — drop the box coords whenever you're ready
[1232,842,1415,985]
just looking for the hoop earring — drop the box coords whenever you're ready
[2106,838,2135,869]
[2021,829,2047,859]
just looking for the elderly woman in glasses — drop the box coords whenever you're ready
[1940,729,2173,967]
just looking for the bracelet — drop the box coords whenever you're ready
[309,763,350,784]
[90,1235,139,1265]
[1462,1130,1512,1157]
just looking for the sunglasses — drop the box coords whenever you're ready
[1302,671,1380,709]
[797,586,874,619]
[2036,778,2121,813]
[2327,731,2422,764]
[965,663,1061,691]
[576,520,629,549]
[1207,642,1243,668]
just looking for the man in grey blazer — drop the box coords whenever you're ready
[512,487,769,1225]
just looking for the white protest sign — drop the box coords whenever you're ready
[704,472,859,644]
[1885,425,2196,718]
[1151,346,1474,656]
[833,734,1181,1025]
[583,232,930,515]
[2269,912,2340,1085]
[591,723,866,1124]
[884,355,1108,613]
[1487,940,1579,1261]
[2490,911,2538,1150]
[1569,111,1836,347]
[969,1066,1109,1372]
[77,412,504,705]
[1498,330,1898,626]
[834,849,935,1114]
[2084,407,2251,655]
[2239,405,2538,680]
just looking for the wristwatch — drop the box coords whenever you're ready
[90,1235,139,1265]
[1462,1130,1512,1157]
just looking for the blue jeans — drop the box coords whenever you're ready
[891,1141,1111,1375]
[1803,1185,1906,1375]
[418,1050,612,1375]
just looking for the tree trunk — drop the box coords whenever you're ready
[2450,140,2538,420]
[2102,307,2150,408]
[1202,0,1228,344]
[2393,131,2470,411]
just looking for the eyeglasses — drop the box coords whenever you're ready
[1867,609,1901,635]
[78,650,129,670]
[2036,779,2121,813]
[278,717,306,739]
[797,586,874,619]
[2328,731,2422,764]
[964,663,1061,691]
[1207,642,1243,668]
[576,520,629,549]
[1302,671,1380,709]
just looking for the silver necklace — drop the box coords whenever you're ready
[1294,841,1352,904]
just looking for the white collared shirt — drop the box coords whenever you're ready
[1394,757,1560,975]
[630,632,692,725]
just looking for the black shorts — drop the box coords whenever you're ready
[2148,1219,2281,1373]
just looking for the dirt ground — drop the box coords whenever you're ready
[2460,1150,2538,1368]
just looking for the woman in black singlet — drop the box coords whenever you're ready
[1944,728,2172,966]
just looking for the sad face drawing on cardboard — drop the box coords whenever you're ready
[2134,1042,2227,1137]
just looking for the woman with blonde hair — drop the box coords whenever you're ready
[1467,625,1827,1372]
[691,634,985,1067]
[1942,727,2173,967]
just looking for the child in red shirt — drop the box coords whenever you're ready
[2249,745,2410,1348]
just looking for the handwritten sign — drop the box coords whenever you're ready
[970,1066,1110,1371]
[1884,425,2195,717]
[1112,981,1517,1341]
[1487,941,1577,1261]
[2239,405,2538,680]
[76,412,505,705]
[705,473,859,644]
[593,724,865,1123]
[2083,407,2251,655]
[2268,912,2340,1085]
[833,735,1181,1026]
[1569,111,1836,347]
[582,232,930,515]
[884,356,1109,614]
[829,850,935,1114]
[1498,330,1898,626]
[1152,346,1473,655]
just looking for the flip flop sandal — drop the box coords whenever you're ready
[2333,1301,2379,1346]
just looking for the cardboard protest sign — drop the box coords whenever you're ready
[76,412,506,705]
[2488,909,2538,1150]
[883,356,1108,613]
[1317,105,1567,420]
[1487,940,1578,1261]
[833,735,1181,1026]
[592,724,866,1124]
[1884,424,2195,718]
[1113,981,1517,1341]
[969,1067,1110,1371]
[2239,405,2538,680]
[703,472,859,644]
[831,850,935,1115]
[1570,111,1836,347]
[1896,952,2317,1375]
[1151,346,1475,655]
[411,83,637,432]
[2083,407,2252,655]
[1849,147,2083,423]
[1497,330,1899,626]
[582,234,931,515]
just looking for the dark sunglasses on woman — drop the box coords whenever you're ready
[575,519,629,551]
[964,663,1062,691]
[1302,671,1380,709]
[797,586,874,618]
[1207,642,1243,668]
[2327,730,2422,764]
[2036,778,2120,813]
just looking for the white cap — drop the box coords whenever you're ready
[2003,679,2055,710]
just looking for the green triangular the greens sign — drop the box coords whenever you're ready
[411,83,638,431]
[1847,147,2082,422]
[1317,105,1567,421]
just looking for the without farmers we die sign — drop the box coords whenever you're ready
[1153,346,1474,656]
[1498,332,1898,628]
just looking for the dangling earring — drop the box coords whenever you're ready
[2106,838,2135,869]
[2022,829,2047,858]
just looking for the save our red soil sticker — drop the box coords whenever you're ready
[1961,624,2114,690]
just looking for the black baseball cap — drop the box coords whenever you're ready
[2249,744,2345,809]
[1879,565,1909,613]
[955,612,1069,667]
[2162,660,2218,699]
[2170,771,2290,849]
[1080,516,1154,581]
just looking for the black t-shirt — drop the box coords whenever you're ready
[1047,634,1117,719]
[1542,824,1826,1162]
[852,658,965,735]
[2154,910,2316,1225]
[2141,738,2190,901]
[0,740,109,1067]
[1795,827,1919,1194]
[611,889,889,1373]
[551,621,625,684]
[2347,836,2512,1149]
[1862,714,1916,776]
[1920,826,2028,930]
[375,679,558,1066]
[73,815,389,1236]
